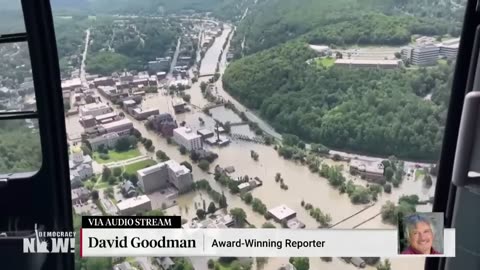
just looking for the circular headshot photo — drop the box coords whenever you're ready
[398,212,444,255]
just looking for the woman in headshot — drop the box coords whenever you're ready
[402,214,441,254]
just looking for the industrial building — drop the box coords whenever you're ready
[173,127,203,151]
[349,159,385,184]
[335,59,401,69]
[137,160,194,194]
[402,45,440,66]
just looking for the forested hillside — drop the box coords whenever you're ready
[82,0,253,20]
[232,0,464,56]
[224,0,463,160]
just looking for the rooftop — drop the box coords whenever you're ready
[174,127,201,140]
[81,102,110,111]
[88,132,120,143]
[335,59,401,65]
[268,204,296,220]
[101,118,132,130]
[350,159,384,174]
[95,112,117,121]
[137,160,190,177]
[61,78,82,89]
[116,195,150,211]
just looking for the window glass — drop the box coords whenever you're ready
[0,119,41,175]
[0,42,36,112]
[0,0,26,35]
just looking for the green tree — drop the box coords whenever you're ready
[102,167,111,181]
[179,145,187,155]
[262,222,275,228]
[377,259,392,270]
[290,257,309,270]
[196,209,206,220]
[208,202,216,214]
[113,167,122,177]
[384,167,394,182]
[198,159,210,171]
[156,150,170,161]
[230,208,247,227]
[243,193,253,204]
[91,190,99,201]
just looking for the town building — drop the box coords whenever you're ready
[100,118,133,135]
[286,218,306,229]
[122,99,137,110]
[172,99,187,114]
[268,204,297,223]
[80,115,96,128]
[113,262,134,270]
[130,107,160,120]
[93,77,115,87]
[156,72,167,80]
[197,129,214,139]
[402,45,440,66]
[148,113,178,137]
[335,59,401,69]
[87,132,123,151]
[173,127,203,151]
[349,159,385,184]
[438,38,460,59]
[69,146,93,187]
[137,160,194,194]
[71,187,91,205]
[155,257,175,270]
[95,112,119,124]
[121,180,138,198]
[182,214,234,229]
[79,102,111,117]
[61,78,82,91]
[148,58,171,73]
[116,195,152,216]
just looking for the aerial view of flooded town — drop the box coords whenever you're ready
[0,0,466,269]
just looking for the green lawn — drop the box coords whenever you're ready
[93,148,141,164]
[124,159,157,174]
[415,168,425,181]
[316,57,335,68]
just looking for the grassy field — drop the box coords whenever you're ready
[415,168,425,181]
[316,57,335,68]
[124,159,157,174]
[93,148,141,164]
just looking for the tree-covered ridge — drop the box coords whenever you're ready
[232,0,464,56]
[223,42,453,160]
[86,18,179,75]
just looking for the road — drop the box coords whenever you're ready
[80,28,91,87]
[169,37,182,76]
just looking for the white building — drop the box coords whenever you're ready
[116,195,152,216]
[438,38,460,59]
[137,160,193,194]
[69,146,93,188]
[79,102,111,117]
[173,127,202,151]
[268,204,297,223]
[402,45,440,66]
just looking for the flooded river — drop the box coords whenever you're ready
[65,20,436,270]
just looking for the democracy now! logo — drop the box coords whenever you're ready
[23,224,76,253]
